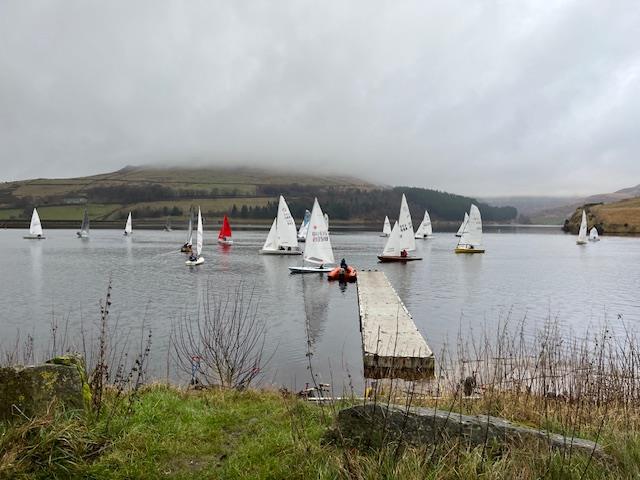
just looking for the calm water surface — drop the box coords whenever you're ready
[1,228,639,390]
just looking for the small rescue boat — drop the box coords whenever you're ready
[327,265,357,282]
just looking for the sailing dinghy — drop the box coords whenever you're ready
[163,218,172,232]
[24,208,45,239]
[380,216,391,237]
[378,194,421,262]
[455,212,469,237]
[455,204,484,253]
[297,209,311,242]
[589,226,600,242]
[259,196,301,255]
[185,207,205,266]
[576,210,588,245]
[218,215,233,245]
[123,212,132,236]
[76,208,90,238]
[289,198,334,273]
[414,210,433,239]
[181,208,193,252]
[324,213,329,231]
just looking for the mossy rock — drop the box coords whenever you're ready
[0,354,89,422]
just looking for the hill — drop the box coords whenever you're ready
[0,166,517,227]
[563,196,640,234]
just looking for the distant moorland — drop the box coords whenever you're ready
[564,196,640,234]
[0,166,517,227]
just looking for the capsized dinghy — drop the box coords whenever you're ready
[576,210,588,245]
[24,208,45,239]
[378,194,421,262]
[259,196,301,255]
[76,208,90,238]
[455,204,485,253]
[218,215,233,245]
[289,198,334,273]
[185,207,204,266]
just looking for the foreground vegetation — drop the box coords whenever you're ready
[2,384,640,479]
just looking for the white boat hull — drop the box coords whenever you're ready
[576,240,587,245]
[218,239,234,245]
[185,256,205,266]
[288,266,334,274]
[23,235,45,240]
[414,235,433,240]
[77,232,89,239]
[259,248,302,255]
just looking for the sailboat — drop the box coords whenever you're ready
[23,208,45,239]
[181,208,193,252]
[289,198,334,273]
[163,218,172,232]
[185,207,204,266]
[259,196,301,255]
[297,209,311,242]
[576,210,588,245]
[589,226,600,242]
[76,208,90,238]
[414,210,433,239]
[123,212,132,236]
[218,215,233,245]
[455,204,484,253]
[455,212,469,237]
[378,194,421,262]
[324,213,330,231]
[380,216,391,237]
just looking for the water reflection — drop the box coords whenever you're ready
[302,274,329,348]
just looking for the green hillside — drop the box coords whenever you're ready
[0,166,517,225]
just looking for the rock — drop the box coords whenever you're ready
[0,354,90,421]
[328,404,606,458]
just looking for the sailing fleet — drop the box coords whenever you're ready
[20,195,601,269]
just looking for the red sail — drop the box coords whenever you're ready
[219,215,232,239]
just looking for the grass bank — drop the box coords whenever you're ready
[1,384,639,479]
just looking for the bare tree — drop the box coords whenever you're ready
[172,280,270,390]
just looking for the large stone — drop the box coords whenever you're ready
[328,404,606,458]
[0,354,89,421]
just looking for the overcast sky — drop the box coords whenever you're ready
[1,1,639,196]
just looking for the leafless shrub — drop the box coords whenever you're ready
[171,280,270,390]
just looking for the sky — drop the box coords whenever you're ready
[1,1,639,197]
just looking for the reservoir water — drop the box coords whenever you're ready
[1,228,639,391]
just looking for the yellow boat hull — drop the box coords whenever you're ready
[455,247,485,254]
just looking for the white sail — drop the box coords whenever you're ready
[262,218,278,251]
[324,213,329,231]
[398,194,416,252]
[456,212,469,236]
[29,208,43,236]
[303,198,334,265]
[457,204,482,249]
[382,216,391,236]
[195,207,203,256]
[577,210,588,244]
[382,221,402,255]
[298,209,311,239]
[80,209,90,234]
[414,210,433,238]
[124,212,132,235]
[185,211,193,246]
[589,226,599,241]
[276,195,298,248]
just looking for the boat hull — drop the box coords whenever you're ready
[455,234,462,237]
[77,232,89,239]
[576,241,587,245]
[377,255,422,262]
[185,256,205,266]
[218,239,234,245]
[297,237,306,243]
[454,247,485,254]
[414,235,433,240]
[23,235,45,240]
[589,238,600,242]
[288,266,333,274]
[259,249,302,255]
